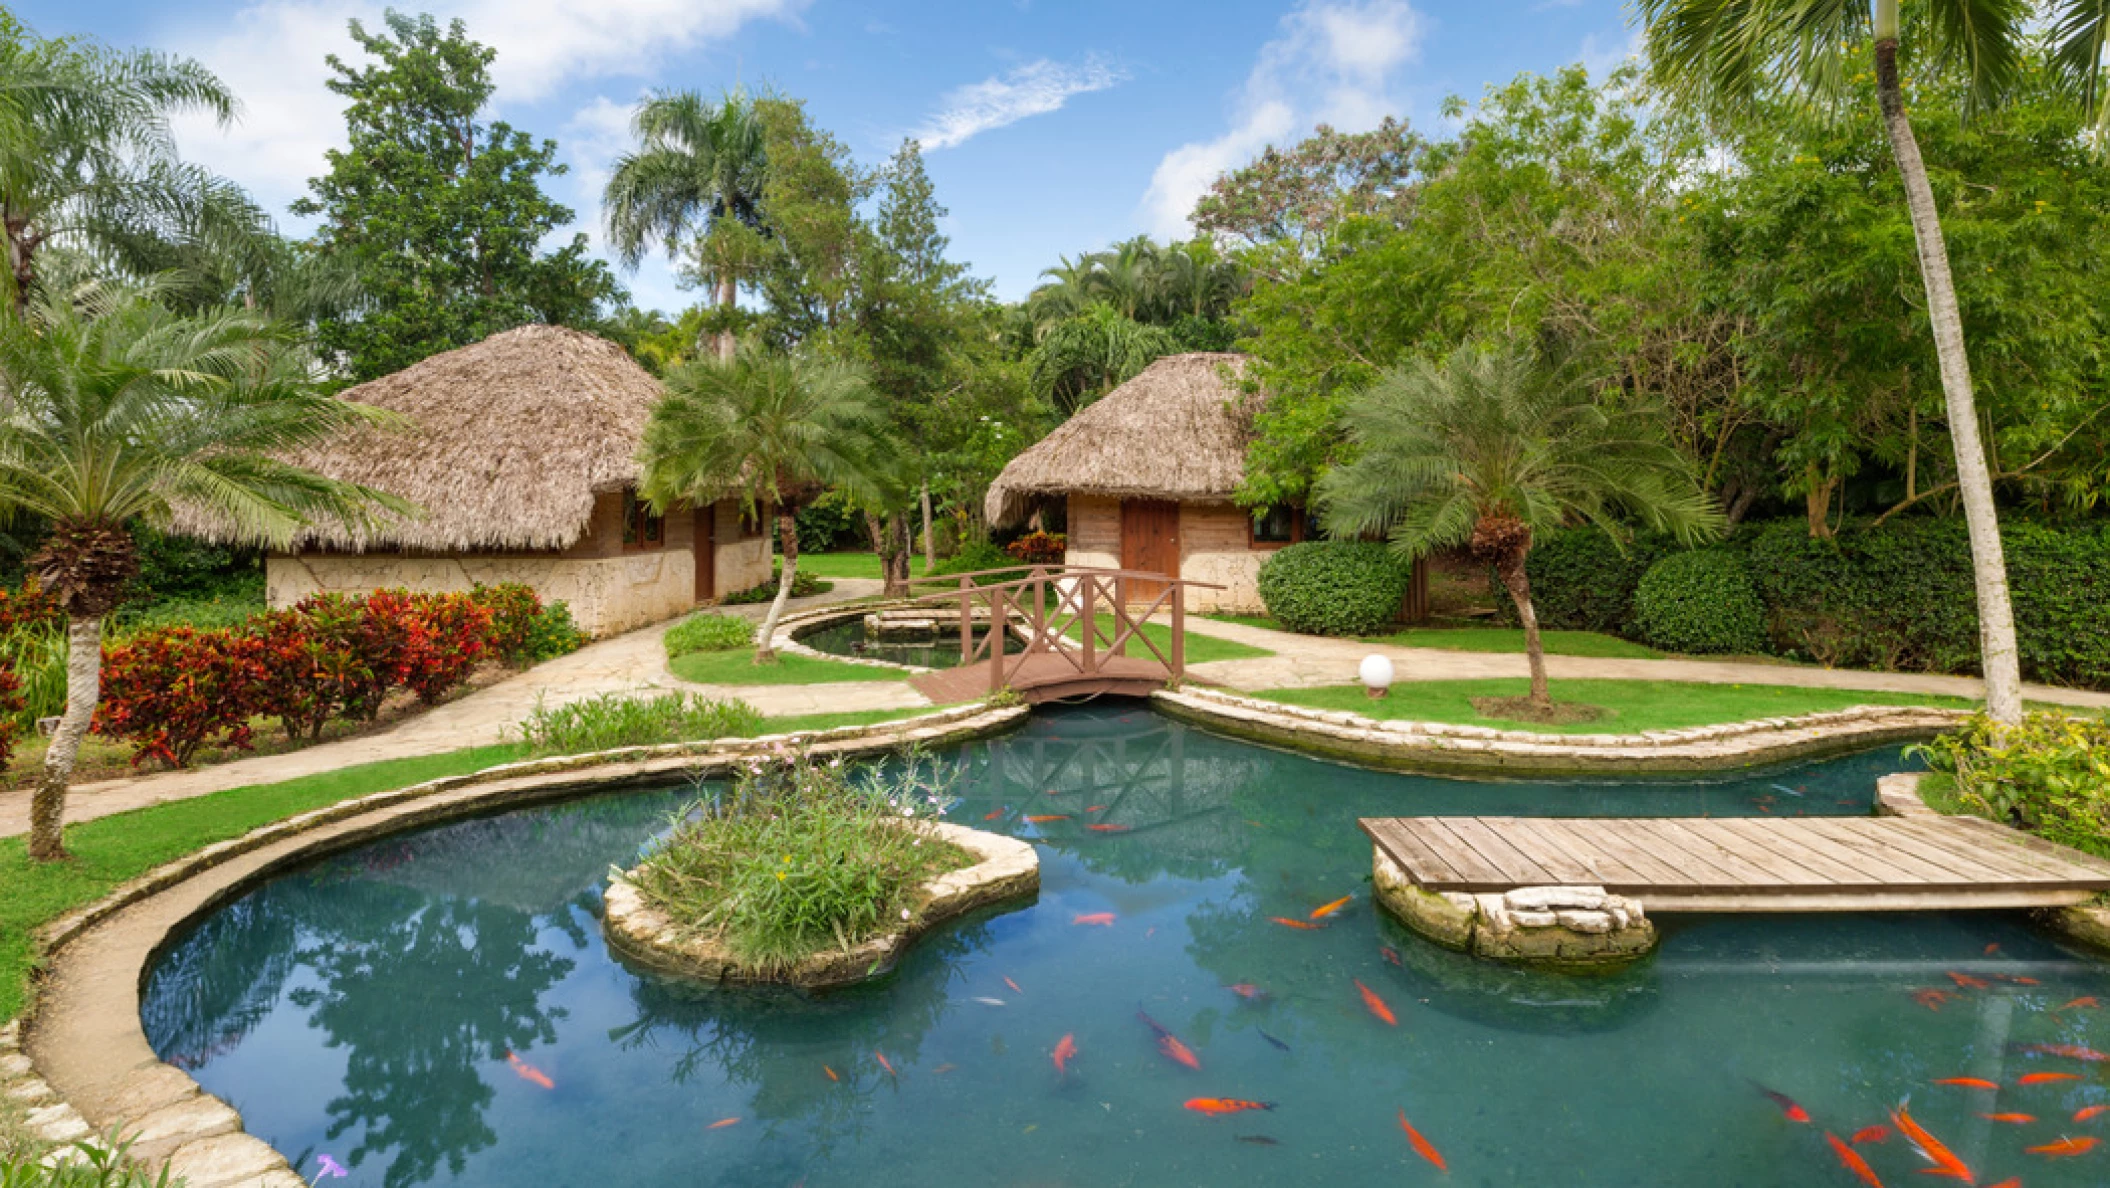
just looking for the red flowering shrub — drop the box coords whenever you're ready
[1004,532,1066,564]
[403,591,492,704]
[469,582,542,665]
[0,664,25,769]
[250,608,370,741]
[96,627,266,767]
[0,581,63,635]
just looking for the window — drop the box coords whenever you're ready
[621,490,664,550]
[1249,505,1302,548]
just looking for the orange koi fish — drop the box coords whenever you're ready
[1310,896,1353,920]
[1354,979,1397,1026]
[1381,946,1402,966]
[2006,976,2041,986]
[1073,912,1116,926]
[1184,1098,1274,1116]
[1948,971,1991,990]
[1913,989,1955,1012]
[1986,944,2002,955]
[1052,1033,1077,1078]
[1851,1126,1891,1145]
[2076,1104,2110,1122]
[1823,1132,1884,1188]
[2027,1136,2099,1157]
[707,1117,740,1130]
[982,809,1005,821]
[1752,1085,1809,1123]
[504,1052,554,1090]
[1397,1111,1447,1172]
[1892,1104,1973,1182]
[1085,805,1108,813]
[1269,917,1324,931]
[1138,1011,1202,1070]
[2021,1072,2083,1085]
[2056,996,2103,1012]
[823,1065,839,1082]
[1937,1078,2001,1090]
[1227,983,1266,1000]
[1004,977,1023,994]
[1086,823,1130,833]
[1024,814,1069,823]
[875,1051,897,1079]
[1982,1113,2037,1124]
[2020,1043,2110,1063]
[931,1064,957,1074]
[1984,1180,2021,1188]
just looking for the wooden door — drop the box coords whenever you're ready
[1119,499,1181,599]
[694,503,717,602]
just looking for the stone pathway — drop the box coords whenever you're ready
[0,580,929,837]
[1181,616,2110,709]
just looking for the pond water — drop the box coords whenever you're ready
[796,618,1022,670]
[143,707,2110,1188]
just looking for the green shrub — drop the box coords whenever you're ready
[629,748,970,971]
[468,583,584,664]
[1912,712,2110,859]
[515,598,587,661]
[513,691,761,755]
[0,622,66,731]
[0,1137,174,1187]
[665,612,754,658]
[1517,528,1674,634]
[794,491,864,554]
[1633,550,1769,655]
[1257,541,1409,636]
[110,593,264,635]
[927,540,1018,579]
[721,567,831,605]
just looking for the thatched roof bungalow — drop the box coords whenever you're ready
[188,325,773,636]
[985,352,1301,613]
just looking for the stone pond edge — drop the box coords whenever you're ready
[14,700,1029,1187]
[603,821,1038,990]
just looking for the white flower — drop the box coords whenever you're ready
[901,909,912,920]
[901,806,915,817]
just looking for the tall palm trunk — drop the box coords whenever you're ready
[756,506,798,663]
[1493,554,1552,710]
[714,276,737,362]
[28,617,100,860]
[1872,20,2024,726]
[920,480,936,574]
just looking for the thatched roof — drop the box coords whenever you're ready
[176,325,663,552]
[986,352,1253,527]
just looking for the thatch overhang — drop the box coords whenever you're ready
[174,325,664,553]
[985,352,1254,527]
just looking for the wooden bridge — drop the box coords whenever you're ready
[902,566,1217,705]
[1361,813,2110,913]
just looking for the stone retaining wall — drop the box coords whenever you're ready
[1154,686,1961,776]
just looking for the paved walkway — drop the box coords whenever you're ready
[0,581,929,837]
[1181,617,2110,709]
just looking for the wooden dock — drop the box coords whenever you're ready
[1360,814,2110,912]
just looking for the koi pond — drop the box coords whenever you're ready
[795,618,1022,670]
[143,706,2110,1187]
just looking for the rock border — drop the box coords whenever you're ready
[1153,685,1962,776]
[768,602,939,674]
[1371,852,1657,971]
[603,821,1038,989]
[17,701,1026,1188]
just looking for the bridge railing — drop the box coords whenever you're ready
[901,565,1222,695]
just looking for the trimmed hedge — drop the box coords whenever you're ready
[1518,528,1675,634]
[1633,550,1769,655]
[1257,541,1411,636]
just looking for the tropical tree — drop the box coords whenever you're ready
[0,13,268,314]
[1319,345,1722,710]
[1632,0,2105,724]
[603,89,770,360]
[0,281,407,861]
[639,350,897,656]
[1027,304,1179,414]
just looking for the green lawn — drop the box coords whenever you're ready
[670,647,908,685]
[0,706,938,1025]
[1252,679,1972,735]
[795,552,936,581]
[1200,613,1659,659]
[1063,614,1273,664]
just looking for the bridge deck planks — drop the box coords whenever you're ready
[1358,814,2110,913]
[908,652,1172,705]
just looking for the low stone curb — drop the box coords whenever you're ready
[1153,686,1963,775]
[18,701,1027,1188]
[604,821,1038,989]
[766,602,939,674]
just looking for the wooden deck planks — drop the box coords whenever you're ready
[1361,813,2110,912]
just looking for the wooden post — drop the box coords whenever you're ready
[989,586,1007,694]
[1080,576,1096,675]
[1170,583,1185,679]
[958,575,973,661]
[1113,576,1127,658]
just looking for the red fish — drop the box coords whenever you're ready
[2021,1043,2110,1063]
[1755,1087,1809,1124]
[1983,1112,2037,1124]
[875,1051,897,1079]
[1024,814,1069,823]
[1227,983,1266,1000]
[1072,913,1116,926]
[1184,1098,1274,1116]
[2055,997,2102,1012]
[1852,1126,1891,1145]
[1269,917,1324,931]
[823,1065,839,1082]
[504,1052,554,1090]
[2076,1104,2110,1122]
[1381,947,1402,966]
[1948,971,1991,990]
[707,1117,740,1130]
[982,809,1004,821]
[2007,976,2042,986]
[1086,823,1130,833]
[1913,989,1955,1012]
[1085,805,1108,813]
[1937,1078,2001,1090]
[1397,1111,1447,1172]
[1986,944,2002,955]
[2021,1072,2083,1085]
[1984,1180,2021,1188]
[1310,896,1353,920]
[1893,1104,1973,1182]
[1824,1132,1884,1188]
[1004,977,1023,994]
[1139,1011,1202,1070]
[1052,1033,1077,1078]
[2027,1136,2099,1157]
[1354,980,1397,1026]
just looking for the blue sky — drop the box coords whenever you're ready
[13,0,1638,311]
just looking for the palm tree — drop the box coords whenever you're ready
[1319,345,1723,711]
[1630,0,2103,725]
[602,88,769,361]
[1027,304,1179,414]
[0,13,267,314]
[0,281,408,861]
[639,350,898,658]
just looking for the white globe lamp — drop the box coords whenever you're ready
[1359,654,1395,700]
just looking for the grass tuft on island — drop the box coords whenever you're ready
[1253,679,1971,735]
[630,750,971,973]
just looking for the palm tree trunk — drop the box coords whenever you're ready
[1872,33,2024,726]
[920,481,936,574]
[1495,556,1551,710]
[28,617,101,861]
[756,506,798,664]
[715,276,737,362]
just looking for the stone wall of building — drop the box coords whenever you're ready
[266,551,693,638]
[709,500,774,597]
[1177,501,1265,613]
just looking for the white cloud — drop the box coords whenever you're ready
[1577,28,1644,81]
[912,57,1125,152]
[1141,0,1425,238]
